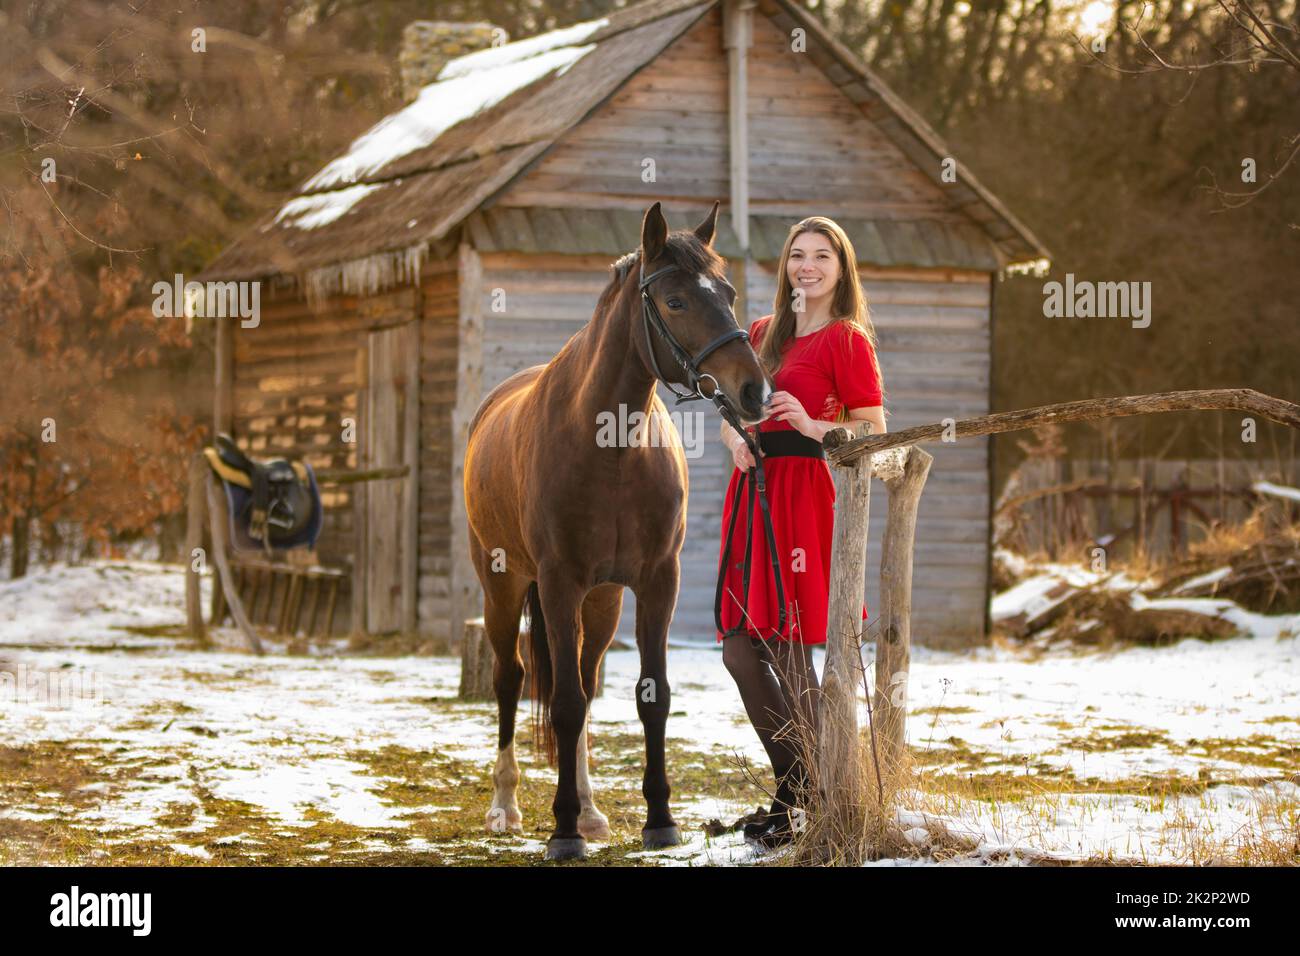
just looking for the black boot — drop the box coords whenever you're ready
[744,761,808,849]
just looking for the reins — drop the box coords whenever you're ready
[637,261,788,641]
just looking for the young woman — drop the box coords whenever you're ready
[717,217,886,847]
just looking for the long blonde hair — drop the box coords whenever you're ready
[758,217,885,413]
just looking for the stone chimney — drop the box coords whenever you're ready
[399,21,508,101]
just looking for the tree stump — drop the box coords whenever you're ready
[459,617,495,700]
[459,616,605,701]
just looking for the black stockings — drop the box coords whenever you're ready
[722,634,820,816]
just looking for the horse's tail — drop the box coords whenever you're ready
[526,581,557,766]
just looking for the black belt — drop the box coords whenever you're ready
[758,430,826,459]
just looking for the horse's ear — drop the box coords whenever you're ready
[694,200,720,247]
[641,202,668,263]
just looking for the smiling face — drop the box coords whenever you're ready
[786,230,842,304]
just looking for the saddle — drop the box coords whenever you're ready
[203,434,322,553]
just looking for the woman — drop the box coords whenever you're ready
[717,217,886,847]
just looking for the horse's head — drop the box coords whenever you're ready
[636,201,770,426]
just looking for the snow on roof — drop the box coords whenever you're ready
[296,16,610,196]
[268,181,390,231]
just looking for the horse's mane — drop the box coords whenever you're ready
[596,232,726,316]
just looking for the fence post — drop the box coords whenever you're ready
[185,452,209,644]
[818,422,873,809]
[874,446,932,775]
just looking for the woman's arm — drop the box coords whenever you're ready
[719,418,745,452]
[773,403,886,442]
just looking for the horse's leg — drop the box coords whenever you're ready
[574,583,623,841]
[634,561,681,849]
[478,545,530,835]
[537,568,590,861]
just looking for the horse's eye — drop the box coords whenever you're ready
[666,297,684,310]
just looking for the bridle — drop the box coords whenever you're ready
[638,261,749,408]
[638,260,788,641]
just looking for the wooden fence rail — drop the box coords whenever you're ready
[816,388,1300,844]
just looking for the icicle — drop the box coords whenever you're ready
[299,243,429,307]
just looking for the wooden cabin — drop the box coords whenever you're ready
[198,0,1049,649]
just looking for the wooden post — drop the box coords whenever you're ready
[449,242,485,650]
[401,323,420,636]
[723,0,752,254]
[185,453,209,644]
[874,446,932,776]
[459,616,494,700]
[818,421,873,807]
[205,474,265,655]
[352,347,369,638]
[214,316,233,437]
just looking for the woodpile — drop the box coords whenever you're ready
[1156,526,1300,614]
[993,485,1300,645]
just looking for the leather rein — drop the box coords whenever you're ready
[638,262,788,641]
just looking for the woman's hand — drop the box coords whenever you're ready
[729,431,760,471]
[766,390,816,438]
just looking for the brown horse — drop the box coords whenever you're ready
[463,201,770,860]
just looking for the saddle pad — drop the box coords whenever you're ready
[204,448,323,552]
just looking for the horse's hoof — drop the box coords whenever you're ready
[485,806,523,834]
[641,824,682,849]
[578,809,611,841]
[544,836,588,861]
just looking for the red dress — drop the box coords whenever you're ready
[716,315,883,645]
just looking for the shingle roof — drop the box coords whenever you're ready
[201,0,1047,285]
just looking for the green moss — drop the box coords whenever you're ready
[1058,730,1173,752]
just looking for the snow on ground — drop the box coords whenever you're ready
[1,561,1298,865]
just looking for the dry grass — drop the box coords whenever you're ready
[740,653,1300,867]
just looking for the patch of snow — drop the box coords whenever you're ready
[1173,566,1233,594]
[1253,480,1300,503]
[169,843,212,859]
[992,547,1030,579]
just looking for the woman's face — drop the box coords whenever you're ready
[786,231,841,306]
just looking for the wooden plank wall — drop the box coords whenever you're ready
[477,253,612,393]
[501,6,967,224]
[500,6,730,211]
[232,272,447,636]
[417,264,459,638]
[744,11,963,222]
[231,289,365,573]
